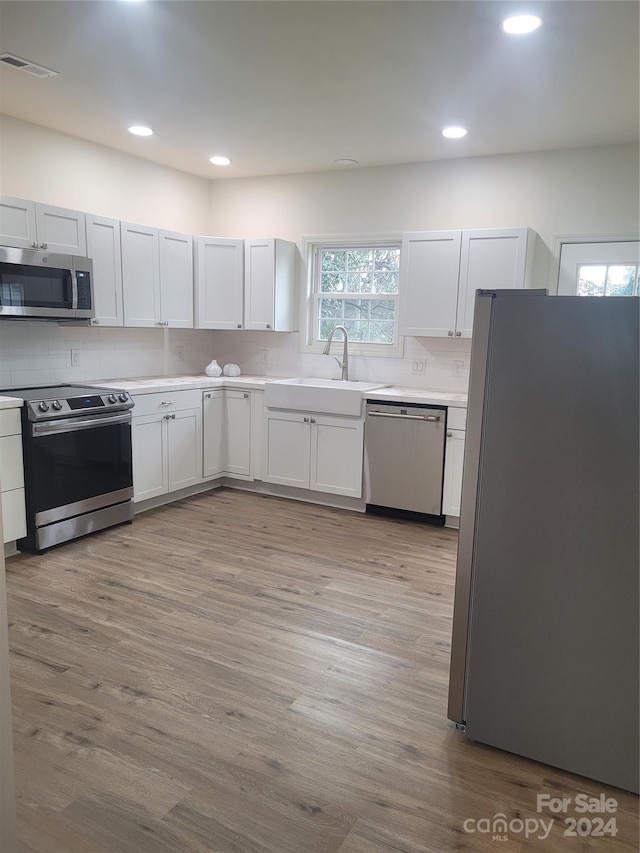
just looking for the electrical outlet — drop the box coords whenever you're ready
[261,349,268,365]
[411,359,426,374]
[454,360,464,378]
[70,348,81,367]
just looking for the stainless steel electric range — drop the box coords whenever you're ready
[3,384,135,552]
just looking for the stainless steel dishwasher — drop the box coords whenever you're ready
[364,400,447,520]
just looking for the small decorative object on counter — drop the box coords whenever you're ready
[223,363,241,377]
[205,359,223,377]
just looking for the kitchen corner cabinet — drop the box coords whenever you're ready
[203,388,255,481]
[131,391,202,502]
[121,223,194,328]
[0,408,27,543]
[399,227,536,338]
[85,214,123,326]
[264,410,364,497]
[0,196,86,255]
[244,239,297,331]
[195,237,244,329]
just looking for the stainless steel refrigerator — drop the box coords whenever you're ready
[448,289,639,794]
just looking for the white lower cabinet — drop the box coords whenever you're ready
[132,391,203,502]
[0,408,26,543]
[442,407,467,519]
[202,390,225,478]
[264,410,364,498]
[203,388,254,481]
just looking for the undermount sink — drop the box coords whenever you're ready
[265,377,388,416]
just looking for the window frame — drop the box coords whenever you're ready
[301,233,405,358]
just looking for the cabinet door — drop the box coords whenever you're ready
[35,203,86,255]
[251,390,265,481]
[399,231,462,337]
[85,214,123,327]
[167,408,202,492]
[263,411,310,488]
[203,390,225,478]
[0,196,37,249]
[121,222,160,327]
[442,428,465,517]
[159,230,193,328]
[310,416,365,498]
[245,239,275,330]
[195,237,244,329]
[456,228,532,338]
[132,413,167,501]
[225,390,252,479]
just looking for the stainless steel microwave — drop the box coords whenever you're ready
[0,247,93,320]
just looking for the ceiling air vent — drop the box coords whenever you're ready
[0,53,58,78]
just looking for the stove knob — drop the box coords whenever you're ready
[51,400,63,411]
[37,401,49,412]
[108,394,117,404]
[118,393,128,403]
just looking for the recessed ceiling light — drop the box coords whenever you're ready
[209,156,231,166]
[128,125,153,137]
[335,159,358,166]
[501,14,542,34]
[442,126,468,139]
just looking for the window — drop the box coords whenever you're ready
[577,264,639,297]
[309,242,401,353]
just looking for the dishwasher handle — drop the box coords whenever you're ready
[367,411,441,422]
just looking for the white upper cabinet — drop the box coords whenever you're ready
[121,222,193,328]
[399,230,462,337]
[399,227,536,338]
[85,214,123,326]
[158,230,193,328]
[0,196,86,255]
[244,238,297,331]
[195,237,244,329]
[456,228,534,337]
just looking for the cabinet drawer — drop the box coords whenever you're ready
[0,435,24,491]
[131,389,203,416]
[447,407,467,431]
[0,408,21,437]
[2,487,26,543]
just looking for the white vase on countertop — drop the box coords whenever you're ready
[205,359,223,377]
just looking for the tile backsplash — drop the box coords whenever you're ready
[0,324,471,393]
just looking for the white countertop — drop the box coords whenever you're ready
[0,395,23,410]
[0,376,467,408]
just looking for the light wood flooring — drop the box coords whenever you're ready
[6,489,639,852]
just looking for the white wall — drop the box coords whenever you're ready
[0,115,211,234]
[1,115,638,391]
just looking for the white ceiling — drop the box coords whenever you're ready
[0,1,638,180]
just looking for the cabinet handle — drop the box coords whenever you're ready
[448,330,454,336]
[455,331,462,337]
[31,241,38,249]
[160,400,175,406]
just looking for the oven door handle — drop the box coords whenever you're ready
[31,411,132,436]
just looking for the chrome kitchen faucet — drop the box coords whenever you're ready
[323,325,349,381]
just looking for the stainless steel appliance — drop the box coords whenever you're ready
[448,289,639,793]
[6,385,134,552]
[364,400,446,520]
[0,247,93,320]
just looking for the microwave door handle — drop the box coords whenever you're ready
[31,412,132,436]
[69,267,78,313]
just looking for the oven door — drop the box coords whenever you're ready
[27,410,133,525]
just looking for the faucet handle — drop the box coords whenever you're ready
[335,357,343,369]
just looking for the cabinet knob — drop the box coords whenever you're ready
[236,324,242,329]
[448,330,454,336]
[303,416,309,423]
[243,393,249,398]
[310,417,316,424]
[204,393,210,399]
[31,241,38,249]
[92,318,99,324]
[266,324,271,329]
[455,331,462,337]
[40,242,47,249]
[447,431,453,438]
